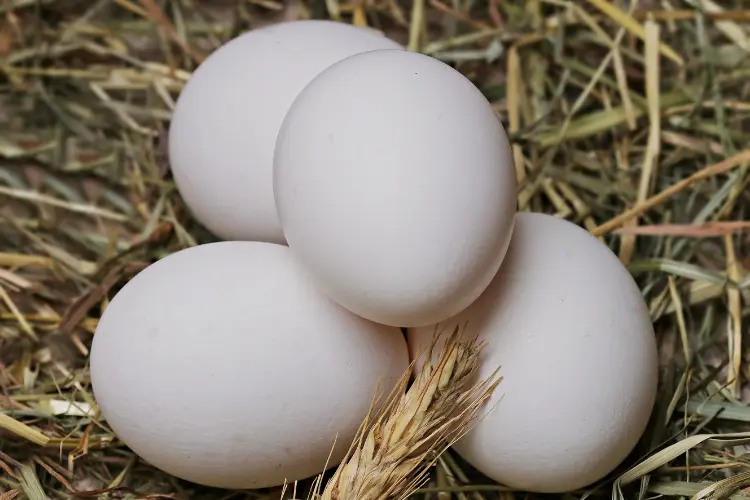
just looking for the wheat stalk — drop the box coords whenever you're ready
[314,325,501,500]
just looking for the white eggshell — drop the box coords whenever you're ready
[90,242,408,490]
[407,212,658,493]
[168,21,403,243]
[273,49,517,328]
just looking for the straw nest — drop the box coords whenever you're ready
[1,1,750,499]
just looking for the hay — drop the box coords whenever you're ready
[1,0,750,499]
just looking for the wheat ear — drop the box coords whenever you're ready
[317,325,501,500]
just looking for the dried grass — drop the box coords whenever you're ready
[0,1,750,499]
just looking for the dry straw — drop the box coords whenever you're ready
[309,327,501,500]
[3,1,750,498]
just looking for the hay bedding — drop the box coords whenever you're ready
[1,0,750,499]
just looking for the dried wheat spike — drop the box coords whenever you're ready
[317,325,501,500]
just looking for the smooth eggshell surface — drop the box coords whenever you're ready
[407,212,658,493]
[90,242,408,490]
[274,49,517,328]
[168,20,403,243]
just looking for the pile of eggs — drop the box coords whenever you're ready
[89,20,659,494]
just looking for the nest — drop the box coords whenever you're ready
[1,1,750,499]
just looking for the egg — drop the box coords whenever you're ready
[407,212,658,493]
[168,20,403,243]
[273,49,517,328]
[90,241,408,489]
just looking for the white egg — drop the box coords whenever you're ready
[90,242,408,489]
[273,49,517,328]
[168,21,403,243]
[407,212,658,493]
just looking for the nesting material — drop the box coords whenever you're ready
[0,3,748,500]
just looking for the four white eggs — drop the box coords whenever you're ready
[90,19,659,495]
